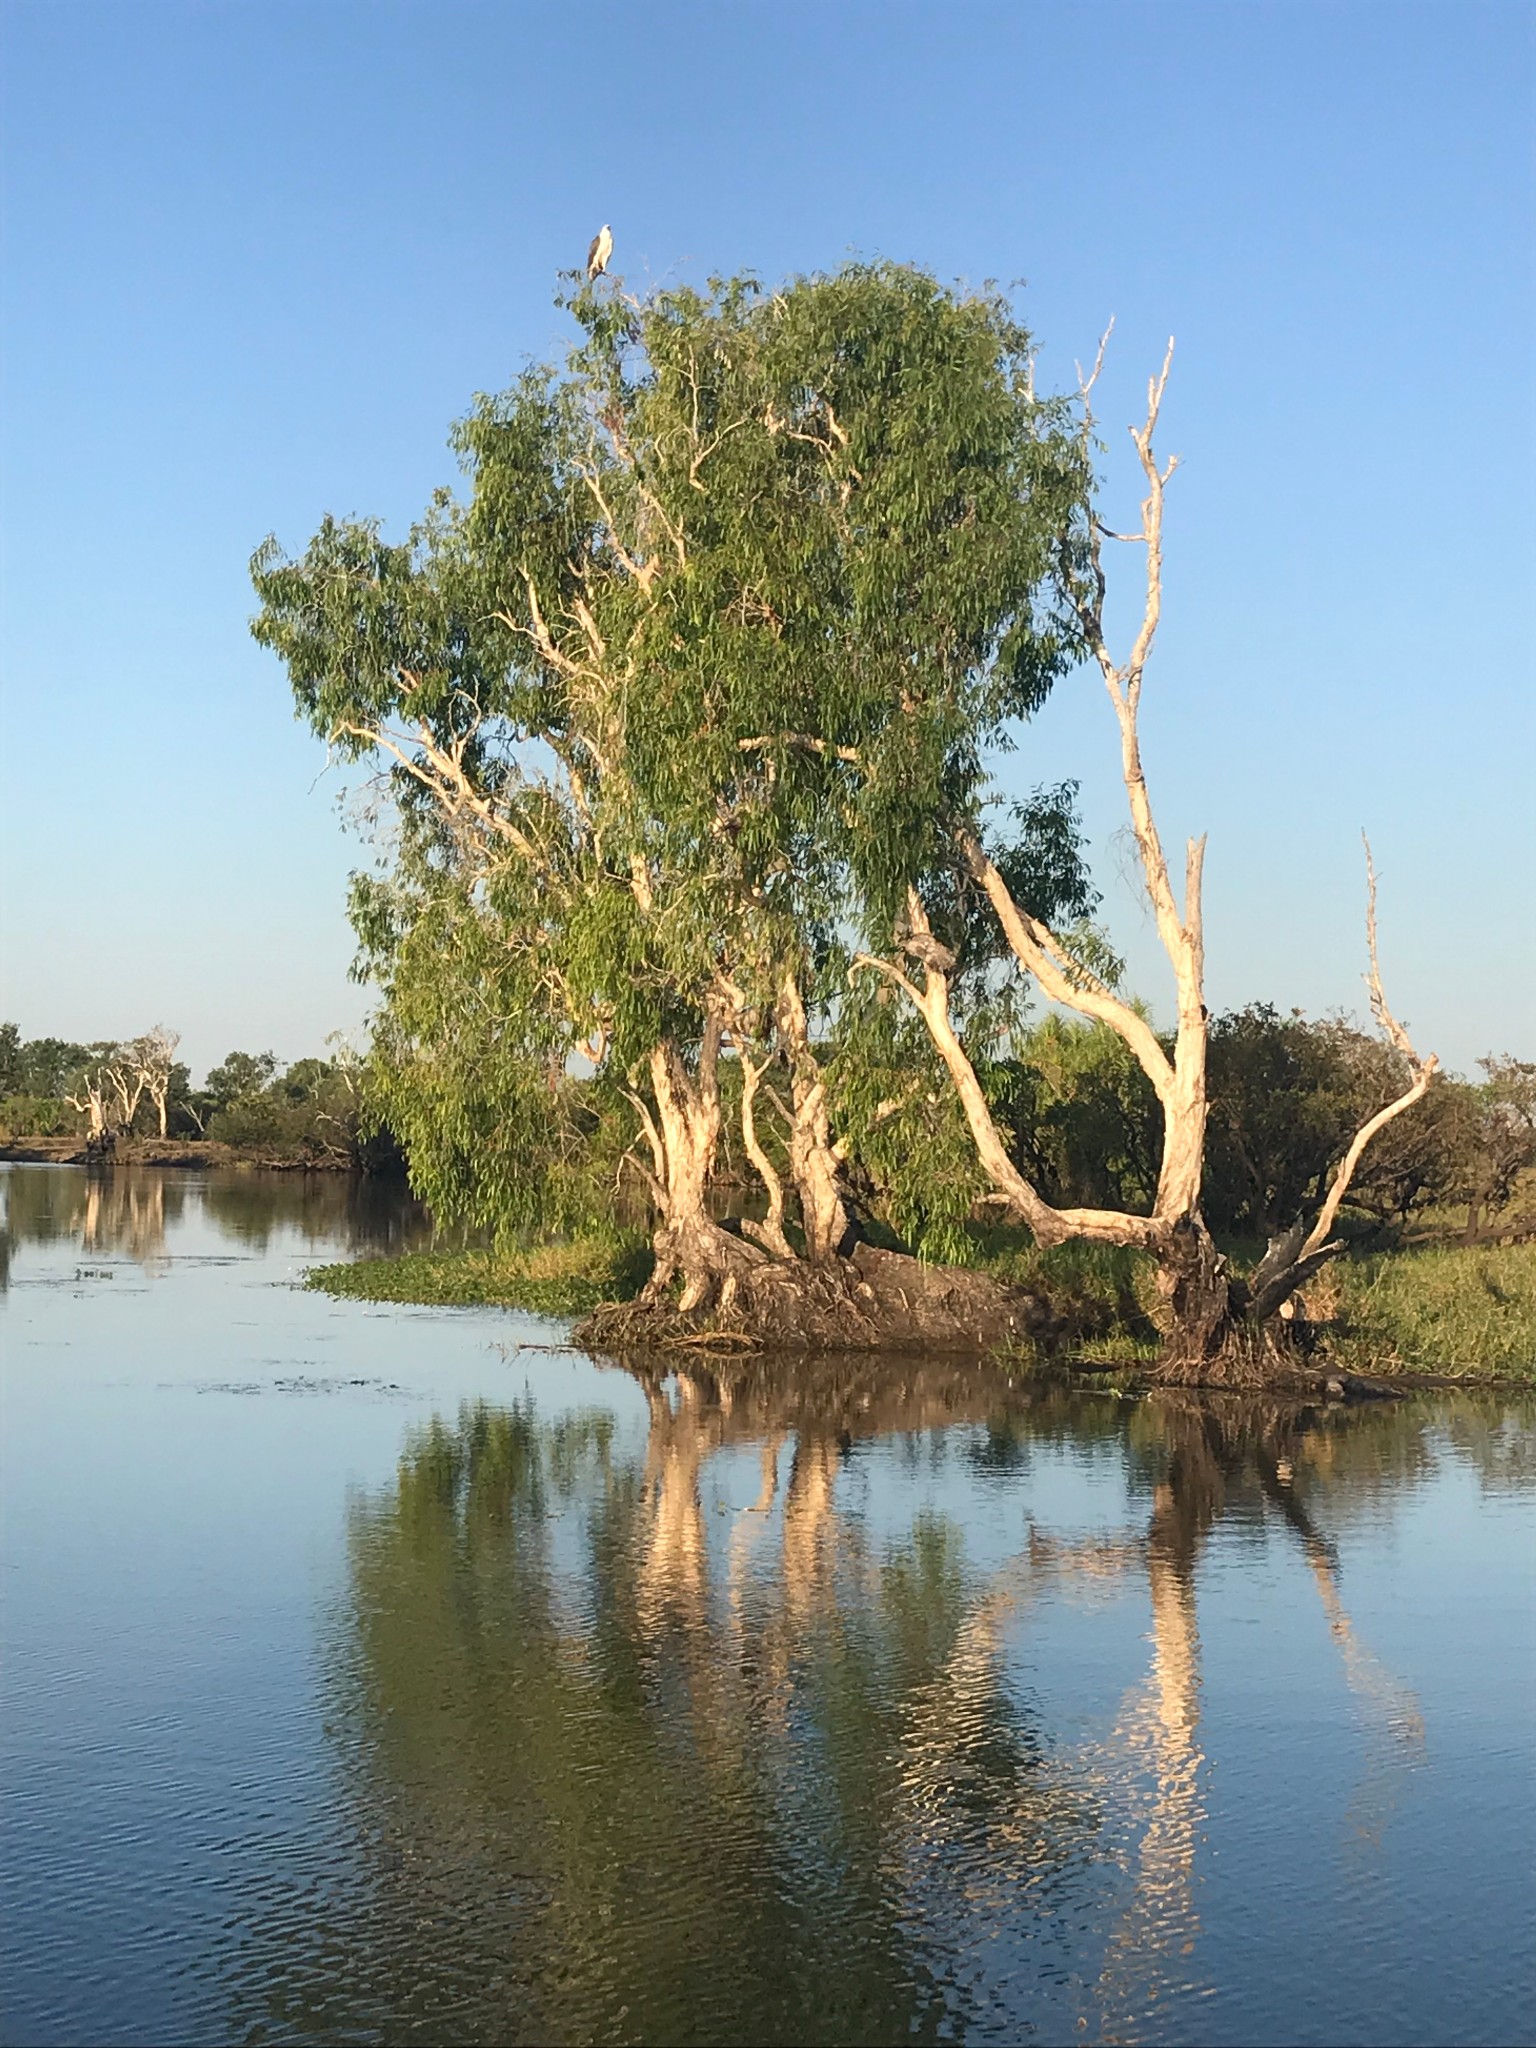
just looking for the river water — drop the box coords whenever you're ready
[1,1163,1532,2047]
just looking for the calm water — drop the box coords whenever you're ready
[2,1165,1533,2048]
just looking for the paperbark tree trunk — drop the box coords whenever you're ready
[775,975,854,1264]
[636,1022,769,1313]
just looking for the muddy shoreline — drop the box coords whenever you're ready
[0,1136,359,1173]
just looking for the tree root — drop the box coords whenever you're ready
[575,1240,1057,1359]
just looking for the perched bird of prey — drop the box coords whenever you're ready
[586,224,613,281]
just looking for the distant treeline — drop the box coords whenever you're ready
[0,1026,394,1168]
[2,1012,1530,1243]
[1031,1006,1534,1247]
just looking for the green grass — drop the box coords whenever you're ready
[306,1236,652,1318]
[968,1224,1536,1381]
[967,1228,1163,1347]
[307,1218,1536,1380]
[1326,1242,1536,1380]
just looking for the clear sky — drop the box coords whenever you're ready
[1,0,1531,1081]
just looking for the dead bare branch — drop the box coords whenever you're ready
[1301,839,1438,1257]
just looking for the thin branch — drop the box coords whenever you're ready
[621,1086,667,1191]
[337,718,550,874]
[956,834,1175,1105]
[853,896,1166,1251]
[1301,838,1438,1257]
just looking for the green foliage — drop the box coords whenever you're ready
[0,1094,72,1138]
[307,1235,652,1315]
[0,1023,20,1097]
[216,1070,357,1157]
[828,978,994,1260]
[1002,1015,1162,1214]
[0,1030,98,1099]
[1201,1007,1533,1240]
[970,1226,1162,1350]
[202,1048,279,1111]
[251,260,1092,1246]
[829,790,1107,1260]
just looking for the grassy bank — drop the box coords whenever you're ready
[1324,1243,1536,1380]
[303,1228,1535,1380]
[307,1237,652,1318]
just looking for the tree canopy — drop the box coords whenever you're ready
[252,260,1098,1292]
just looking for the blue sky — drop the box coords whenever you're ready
[1,0,1531,1079]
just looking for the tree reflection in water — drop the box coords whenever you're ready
[0,1162,428,1287]
[0,1166,186,1278]
[1088,1396,1426,2039]
[203,1361,1478,2046]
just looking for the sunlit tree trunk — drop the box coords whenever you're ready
[775,975,853,1263]
[634,1022,767,1312]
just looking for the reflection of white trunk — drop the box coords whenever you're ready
[726,1434,783,1627]
[1306,1550,1426,1851]
[79,1173,170,1271]
[780,1434,839,1627]
[1095,1493,1207,2032]
[634,1377,713,1634]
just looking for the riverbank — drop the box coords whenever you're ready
[0,1135,363,1172]
[306,1234,1536,1382]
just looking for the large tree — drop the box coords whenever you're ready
[253,261,1091,1341]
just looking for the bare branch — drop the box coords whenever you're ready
[1074,317,1115,408]
[336,717,553,876]
[853,895,1166,1251]
[621,1086,667,1189]
[1301,839,1438,1257]
[956,833,1176,1106]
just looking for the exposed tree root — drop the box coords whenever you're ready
[576,1238,1057,1359]
[1143,1220,1384,1393]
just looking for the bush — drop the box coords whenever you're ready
[0,1094,74,1138]
[970,1226,1162,1349]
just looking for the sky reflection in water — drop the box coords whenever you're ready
[1,1165,1532,2047]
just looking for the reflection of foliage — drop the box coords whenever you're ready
[223,1389,1112,2045]
[196,1169,428,1255]
[211,1359,1523,2046]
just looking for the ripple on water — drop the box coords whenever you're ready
[2,1165,1533,2047]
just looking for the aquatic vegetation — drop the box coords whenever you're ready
[307,1236,653,1318]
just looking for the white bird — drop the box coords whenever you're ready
[586,224,613,281]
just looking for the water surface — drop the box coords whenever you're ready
[2,1164,1532,2046]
